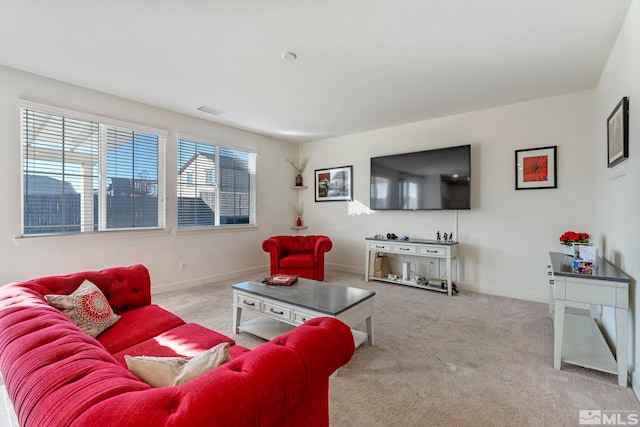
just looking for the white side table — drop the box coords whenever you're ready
[549,252,630,386]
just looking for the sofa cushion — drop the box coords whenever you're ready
[45,280,120,338]
[280,253,315,269]
[125,342,230,387]
[111,323,236,366]
[98,305,185,354]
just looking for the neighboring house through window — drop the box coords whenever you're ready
[177,136,256,228]
[21,104,165,235]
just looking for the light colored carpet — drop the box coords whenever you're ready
[3,271,638,427]
[154,270,640,427]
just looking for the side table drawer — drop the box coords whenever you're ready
[368,242,391,251]
[392,244,416,254]
[263,302,292,322]
[293,310,320,325]
[237,293,262,312]
[418,246,445,257]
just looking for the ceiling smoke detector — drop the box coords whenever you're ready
[196,105,226,116]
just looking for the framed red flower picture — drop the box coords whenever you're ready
[515,146,557,190]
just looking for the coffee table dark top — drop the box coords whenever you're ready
[232,278,375,316]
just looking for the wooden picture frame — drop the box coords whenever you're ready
[515,146,557,190]
[607,96,629,168]
[315,165,353,202]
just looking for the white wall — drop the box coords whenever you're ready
[300,90,596,302]
[0,65,299,291]
[594,0,640,395]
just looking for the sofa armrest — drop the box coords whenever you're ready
[314,235,333,257]
[73,317,355,427]
[262,237,284,274]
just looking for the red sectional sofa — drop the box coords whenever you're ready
[0,265,355,427]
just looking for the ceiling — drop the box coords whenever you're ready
[0,1,632,143]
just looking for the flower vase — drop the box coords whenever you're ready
[296,216,302,227]
[295,174,303,187]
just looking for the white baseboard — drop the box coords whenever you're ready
[151,265,269,296]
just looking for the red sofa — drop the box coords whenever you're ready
[262,235,332,281]
[0,265,355,427]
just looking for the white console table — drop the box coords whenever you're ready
[548,252,630,386]
[365,238,459,296]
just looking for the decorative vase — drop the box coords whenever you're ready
[295,174,303,186]
[296,216,303,227]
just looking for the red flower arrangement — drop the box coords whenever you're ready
[559,231,589,245]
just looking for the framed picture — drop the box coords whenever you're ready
[607,96,629,168]
[315,165,353,202]
[515,146,557,190]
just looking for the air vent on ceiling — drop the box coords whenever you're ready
[196,105,226,116]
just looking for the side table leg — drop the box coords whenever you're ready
[365,249,370,282]
[616,307,628,386]
[553,300,565,370]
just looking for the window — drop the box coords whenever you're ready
[177,137,256,228]
[21,106,165,235]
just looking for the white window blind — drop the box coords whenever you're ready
[177,137,256,228]
[21,107,164,235]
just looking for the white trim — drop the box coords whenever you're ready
[14,229,171,246]
[151,265,268,296]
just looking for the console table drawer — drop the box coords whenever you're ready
[293,310,319,325]
[237,293,262,312]
[368,242,391,251]
[418,246,445,257]
[263,302,292,321]
[392,244,417,254]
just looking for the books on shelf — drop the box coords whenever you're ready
[265,274,299,286]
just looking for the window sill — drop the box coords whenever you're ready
[174,224,258,235]
[13,228,171,246]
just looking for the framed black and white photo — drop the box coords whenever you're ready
[315,165,353,202]
[607,96,629,168]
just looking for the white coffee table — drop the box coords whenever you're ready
[232,278,375,347]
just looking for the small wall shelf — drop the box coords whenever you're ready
[290,226,309,230]
[290,186,308,190]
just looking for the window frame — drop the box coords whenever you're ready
[19,100,167,237]
[176,133,257,230]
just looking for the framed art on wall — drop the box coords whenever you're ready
[515,146,557,190]
[315,165,353,202]
[607,96,629,168]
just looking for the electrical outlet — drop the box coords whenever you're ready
[179,261,186,271]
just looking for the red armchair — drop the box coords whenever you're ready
[262,235,333,281]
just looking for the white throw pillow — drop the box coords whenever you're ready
[45,280,120,338]
[125,342,230,388]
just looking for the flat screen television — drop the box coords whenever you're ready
[370,144,471,210]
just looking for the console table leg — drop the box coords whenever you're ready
[553,300,565,370]
[616,307,628,386]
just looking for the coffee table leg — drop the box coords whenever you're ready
[233,305,242,335]
[365,316,374,345]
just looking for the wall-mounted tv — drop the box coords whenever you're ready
[370,144,471,210]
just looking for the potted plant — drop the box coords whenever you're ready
[559,231,589,256]
[287,157,307,186]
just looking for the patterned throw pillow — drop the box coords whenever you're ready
[45,280,120,338]
[125,342,231,387]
